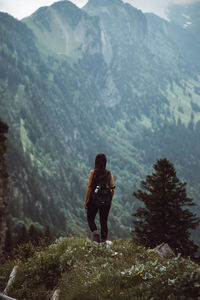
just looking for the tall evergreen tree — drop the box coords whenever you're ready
[5,226,13,254]
[16,224,29,245]
[29,224,42,245]
[0,120,9,258]
[132,158,200,256]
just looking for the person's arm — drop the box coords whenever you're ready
[84,170,94,209]
[110,172,115,199]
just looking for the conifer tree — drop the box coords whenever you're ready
[44,225,53,244]
[17,224,29,245]
[132,158,200,256]
[0,120,9,257]
[5,226,13,254]
[29,224,42,245]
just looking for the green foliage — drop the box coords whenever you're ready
[0,237,199,299]
[14,242,36,262]
[4,221,54,258]
[133,158,200,256]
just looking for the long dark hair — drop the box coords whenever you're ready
[92,153,108,187]
[94,153,107,170]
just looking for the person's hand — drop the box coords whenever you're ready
[84,200,87,209]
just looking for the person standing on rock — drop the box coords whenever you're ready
[84,153,115,243]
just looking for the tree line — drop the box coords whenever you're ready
[5,222,54,257]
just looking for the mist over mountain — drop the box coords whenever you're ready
[0,0,200,241]
[167,1,200,42]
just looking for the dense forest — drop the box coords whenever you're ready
[0,0,200,244]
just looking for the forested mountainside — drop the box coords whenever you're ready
[0,0,200,241]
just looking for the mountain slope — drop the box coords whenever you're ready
[0,0,200,241]
[0,11,101,236]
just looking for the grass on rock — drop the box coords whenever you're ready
[0,237,199,299]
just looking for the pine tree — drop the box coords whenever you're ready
[44,225,53,244]
[0,120,9,258]
[29,224,42,245]
[5,226,13,254]
[132,158,200,256]
[16,224,29,245]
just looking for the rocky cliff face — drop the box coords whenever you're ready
[84,0,148,46]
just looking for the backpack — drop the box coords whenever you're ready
[90,170,112,207]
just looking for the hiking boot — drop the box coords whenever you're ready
[92,231,100,243]
[101,235,107,243]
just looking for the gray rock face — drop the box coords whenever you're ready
[148,243,175,259]
[100,21,113,65]
[101,71,121,108]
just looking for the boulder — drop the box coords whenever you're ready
[148,243,175,259]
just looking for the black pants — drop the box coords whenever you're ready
[87,203,111,240]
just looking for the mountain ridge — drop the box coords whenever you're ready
[23,1,100,59]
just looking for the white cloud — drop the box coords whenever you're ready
[0,0,198,20]
[0,0,57,19]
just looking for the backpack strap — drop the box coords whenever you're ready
[90,169,96,190]
[91,169,114,189]
[107,170,115,190]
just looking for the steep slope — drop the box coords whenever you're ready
[0,0,200,241]
[84,0,200,121]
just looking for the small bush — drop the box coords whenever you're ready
[14,242,36,261]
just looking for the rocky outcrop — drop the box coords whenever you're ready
[101,71,121,107]
[148,243,175,259]
[0,120,9,258]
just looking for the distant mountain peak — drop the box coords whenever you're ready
[27,0,83,20]
[87,0,124,7]
[51,0,80,10]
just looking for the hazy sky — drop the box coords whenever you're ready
[0,0,198,20]
[0,0,88,20]
[124,0,198,19]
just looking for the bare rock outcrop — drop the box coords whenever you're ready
[148,242,175,259]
